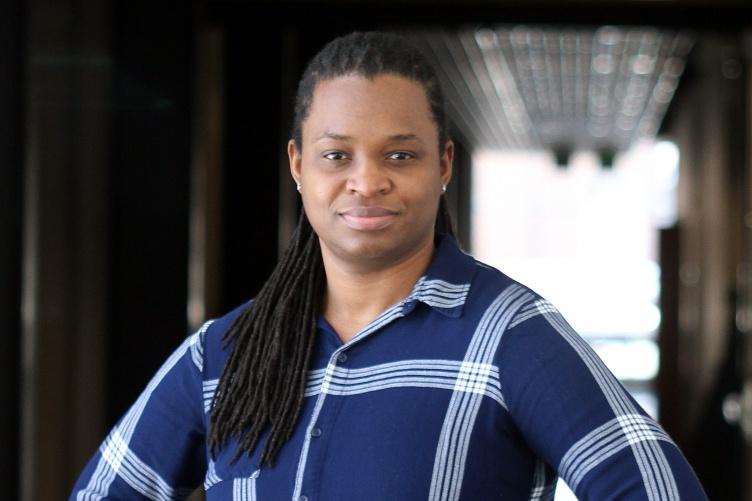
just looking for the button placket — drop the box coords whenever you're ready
[295,306,406,501]
[297,357,344,501]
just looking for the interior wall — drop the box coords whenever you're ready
[11,1,751,499]
[743,28,752,501]
[667,34,747,499]
[20,0,196,497]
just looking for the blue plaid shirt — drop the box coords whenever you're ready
[71,236,706,500]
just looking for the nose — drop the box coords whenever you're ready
[346,157,392,197]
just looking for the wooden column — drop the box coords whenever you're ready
[20,0,111,498]
[189,27,226,331]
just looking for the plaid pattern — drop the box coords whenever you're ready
[71,236,707,500]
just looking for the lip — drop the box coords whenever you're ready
[338,206,399,231]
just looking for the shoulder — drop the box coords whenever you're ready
[466,256,544,316]
[463,257,573,360]
[468,263,591,400]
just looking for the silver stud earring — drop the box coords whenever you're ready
[296,183,301,192]
[441,185,447,194]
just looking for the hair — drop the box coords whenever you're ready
[292,31,449,153]
[207,31,454,467]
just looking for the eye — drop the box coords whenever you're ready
[323,151,348,161]
[387,151,415,161]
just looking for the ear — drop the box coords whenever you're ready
[440,139,454,188]
[288,139,302,185]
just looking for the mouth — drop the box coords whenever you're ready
[338,206,399,231]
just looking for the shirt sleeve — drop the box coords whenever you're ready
[500,298,708,501]
[69,321,212,500]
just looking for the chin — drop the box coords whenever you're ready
[315,221,434,267]
[341,239,396,262]
[320,233,397,264]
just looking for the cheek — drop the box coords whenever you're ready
[300,184,339,228]
[305,172,351,206]
[402,187,441,224]
[403,173,441,203]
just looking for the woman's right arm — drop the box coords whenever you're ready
[70,321,212,500]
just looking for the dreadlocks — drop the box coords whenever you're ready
[207,31,455,467]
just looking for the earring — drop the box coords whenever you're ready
[296,183,301,192]
[441,184,447,194]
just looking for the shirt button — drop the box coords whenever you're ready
[336,352,348,363]
[310,427,322,437]
[298,496,308,501]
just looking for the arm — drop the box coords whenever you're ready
[501,299,707,500]
[70,322,211,500]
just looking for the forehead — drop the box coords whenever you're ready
[303,74,437,143]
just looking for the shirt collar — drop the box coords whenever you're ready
[403,235,477,318]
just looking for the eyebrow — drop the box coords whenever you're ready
[314,131,424,144]
[387,133,424,144]
[315,132,351,142]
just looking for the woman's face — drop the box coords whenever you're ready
[288,73,453,270]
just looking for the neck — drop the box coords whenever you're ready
[321,236,436,343]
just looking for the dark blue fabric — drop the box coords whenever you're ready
[71,236,707,501]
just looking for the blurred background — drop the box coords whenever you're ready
[2,0,752,499]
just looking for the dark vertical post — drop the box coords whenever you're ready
[107,0,193,422]
[21,0,111,496]
[277,27,301,251]
[658,225,681,444]
[189,26,226,330]
[221,23,284,307]
[453,139,473,250]
[0,0,25,498]
[443,138,473,249]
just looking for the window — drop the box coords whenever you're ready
[471,141,679,498]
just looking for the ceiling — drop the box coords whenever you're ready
[407,26,694,154]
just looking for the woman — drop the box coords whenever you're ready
[71,31,707,500]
